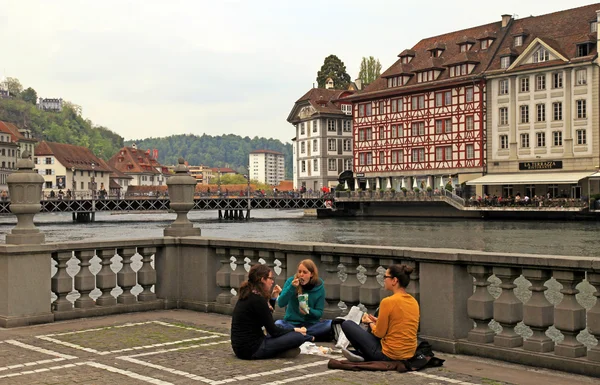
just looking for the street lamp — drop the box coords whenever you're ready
[217,167,221,197]
[71,166,76,200]
[91,162,97,199]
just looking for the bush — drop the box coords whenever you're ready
[445,182,454,192]
[390,188,396,193]
[414,187,420,193]
[426,186,433,192]
[401,187,408,193]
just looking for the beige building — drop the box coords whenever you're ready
[0,122,20,191]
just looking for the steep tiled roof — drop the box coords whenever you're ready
[488,3,599,73]
[107,146,166,175]
[0,121,30,143]
[34,141,111,172]
[294,88,354,115]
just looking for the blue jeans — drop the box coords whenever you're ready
[275,319,333,342]
[251,332,305,359]
[341,320,390,361]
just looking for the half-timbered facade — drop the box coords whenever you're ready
[345,16,512,195]
[469,4,600,199]
[287,88,354,191]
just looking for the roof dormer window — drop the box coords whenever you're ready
[500,56,512,69]
[591,21,597,33]
[514,35,523,47]
[431,49,443,58]
[577,43,592,57]
[532,47,549,63]
[401,57,410,64]
[481,40,489,50]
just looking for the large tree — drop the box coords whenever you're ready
[357,56,382,86]
[4,77,23,97]
[20,87,37,105]
[316,55,351,89]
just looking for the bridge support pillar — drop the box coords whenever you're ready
[218,210,223,219]
[246,209,251,219]
[238,210,244,219]
[91,212,95,222]
[72,212,76,222]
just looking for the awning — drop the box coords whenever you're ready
[466,172,594,185]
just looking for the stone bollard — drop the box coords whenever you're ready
[6,151,45,244]
[164,157,201,237]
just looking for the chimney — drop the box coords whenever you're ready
[354,78,362,90]
[501,14,511,28]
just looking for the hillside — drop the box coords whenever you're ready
[126,134,293,179]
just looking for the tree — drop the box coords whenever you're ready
[316,55,351,89]
[357,56,382,86]
[20,87,37,105]
[4,77,23,97]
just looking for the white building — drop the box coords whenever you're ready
[249,150,285,185]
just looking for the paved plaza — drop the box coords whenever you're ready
[0,310,597,385]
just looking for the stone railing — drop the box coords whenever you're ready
[1,155,600,377]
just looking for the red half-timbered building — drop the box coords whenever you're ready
[344,16,512,195]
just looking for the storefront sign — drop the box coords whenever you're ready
[355,173,365,177]
[519,161,563,171]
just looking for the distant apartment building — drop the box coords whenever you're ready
[287,87,354,191]
[37,98,63,112]
[249,150,285,185]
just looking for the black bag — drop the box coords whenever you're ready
[331,317,346,342]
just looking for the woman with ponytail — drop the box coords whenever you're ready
[231,264,306,360]
[340,264,420,362]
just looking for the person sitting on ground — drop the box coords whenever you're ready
[231,264,306,360]
[340,264,419,362]
[276,259,332,342]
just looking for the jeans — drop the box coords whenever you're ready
[251,331,305,359]
[341,320,390,361]
[275,319,333,342]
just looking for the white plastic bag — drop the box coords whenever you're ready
[334,306,364,350]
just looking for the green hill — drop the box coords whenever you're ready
[126,134,293,179]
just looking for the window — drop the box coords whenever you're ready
[300,142,305,154]
[45,157,52,164]
[328,159,336,171]
[450,64,469,77]
[577,129,587,145]
[328,120,336,132]
[379,151,385,164]
[536,104,546,122]
[312,139,318,152]
[535,74,546,91]
[301,161,306,172]
[552,72,563,89]
[45,169,52,175]
[343,139,351,151]
[481,40,488,49]
[520,133,530,148]
[466,115,474,131]
[358,127,372,141]
[499,79,509,95]
[344,159,352,170]
[576,99,587,119]
[553,131,562,146]
[300,123,305,135]
[499,107,508,125]
[312,120,318,132]
[412,122,425,136]
[379,101,385,114]
[520,105,529,123]
[553,102,562,121]
[436,146,452,161]
[341,104,352,115]
[391,98,403,112]
[500,135,509,149]
[592,21,598,33]
[391,124,403,138]
[412,148,425,163]
[514,35,523,47]
[577,44,590,57]
[500,56,511,69]
[536,132,546,147]
[576,69,587,85]
[379,126,386,139]
[466,144,475,159]
[327,139,336,151]
[465,87,474,102]
[435,119,452,134]
[343,120,351,132]
[533,48,549,63]
[444,91,451,105]
[391,150,403,164]
[520,77,529,92]
[313,159,318,171]
[359,152,373,165]
[46,181,52,189]
[411,95,425,110]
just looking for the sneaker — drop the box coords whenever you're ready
[277,347,301,358]
[342,347,365,362]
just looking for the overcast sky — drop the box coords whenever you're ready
[1,0,596,143]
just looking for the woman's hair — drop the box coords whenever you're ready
[239,264,272,300]
[296,259,319,294]
[387,264,414,288]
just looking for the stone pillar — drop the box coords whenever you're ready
[359,257,380,314]
[51,251,74,312]
[6,151,45,244]
[493,267,523,348]
[137,247,157,302]
[274,251,287,289]
[164,157,201,237]
[215,248,233,308]
[467,265,495,343]
[586,272,600,361]
[96,248,117,306]
[321,254,342,319]
[522,269,554,352]
[116,247,137,305]
[340,256,360,312]
[229,249,246,307]
[74,250,96,308]
[553,270,586,357]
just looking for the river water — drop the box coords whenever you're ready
[0,210,598,257]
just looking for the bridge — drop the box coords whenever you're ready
[0,196,331,222]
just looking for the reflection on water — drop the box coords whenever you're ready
[0,210,599,256]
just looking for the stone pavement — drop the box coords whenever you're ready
[0,310,597,385]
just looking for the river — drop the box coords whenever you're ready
[0,210,598,257]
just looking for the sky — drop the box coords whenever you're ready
[0,0,597,144]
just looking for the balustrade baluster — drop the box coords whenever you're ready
[243,249,258,268]
[138,247,157,301]
[586,272,600,361]
[74,250,96,308]
[215,248,233,306]
[553,270,586,357]
[274,251,287,289]
[229,249,245,306]
[259,250,275,271]
[340,256,360,312]
[359,257,380,314]
[96,248,117,306]
[321,254,342,319]
[493,267,523,348]
[51,251,73,311]
[522,269,554,352]
[116,247,137,304]
[467,265,495,343]
[402,260,419,303]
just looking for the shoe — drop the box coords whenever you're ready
[277,347,301,358]
[342,347,365,362]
